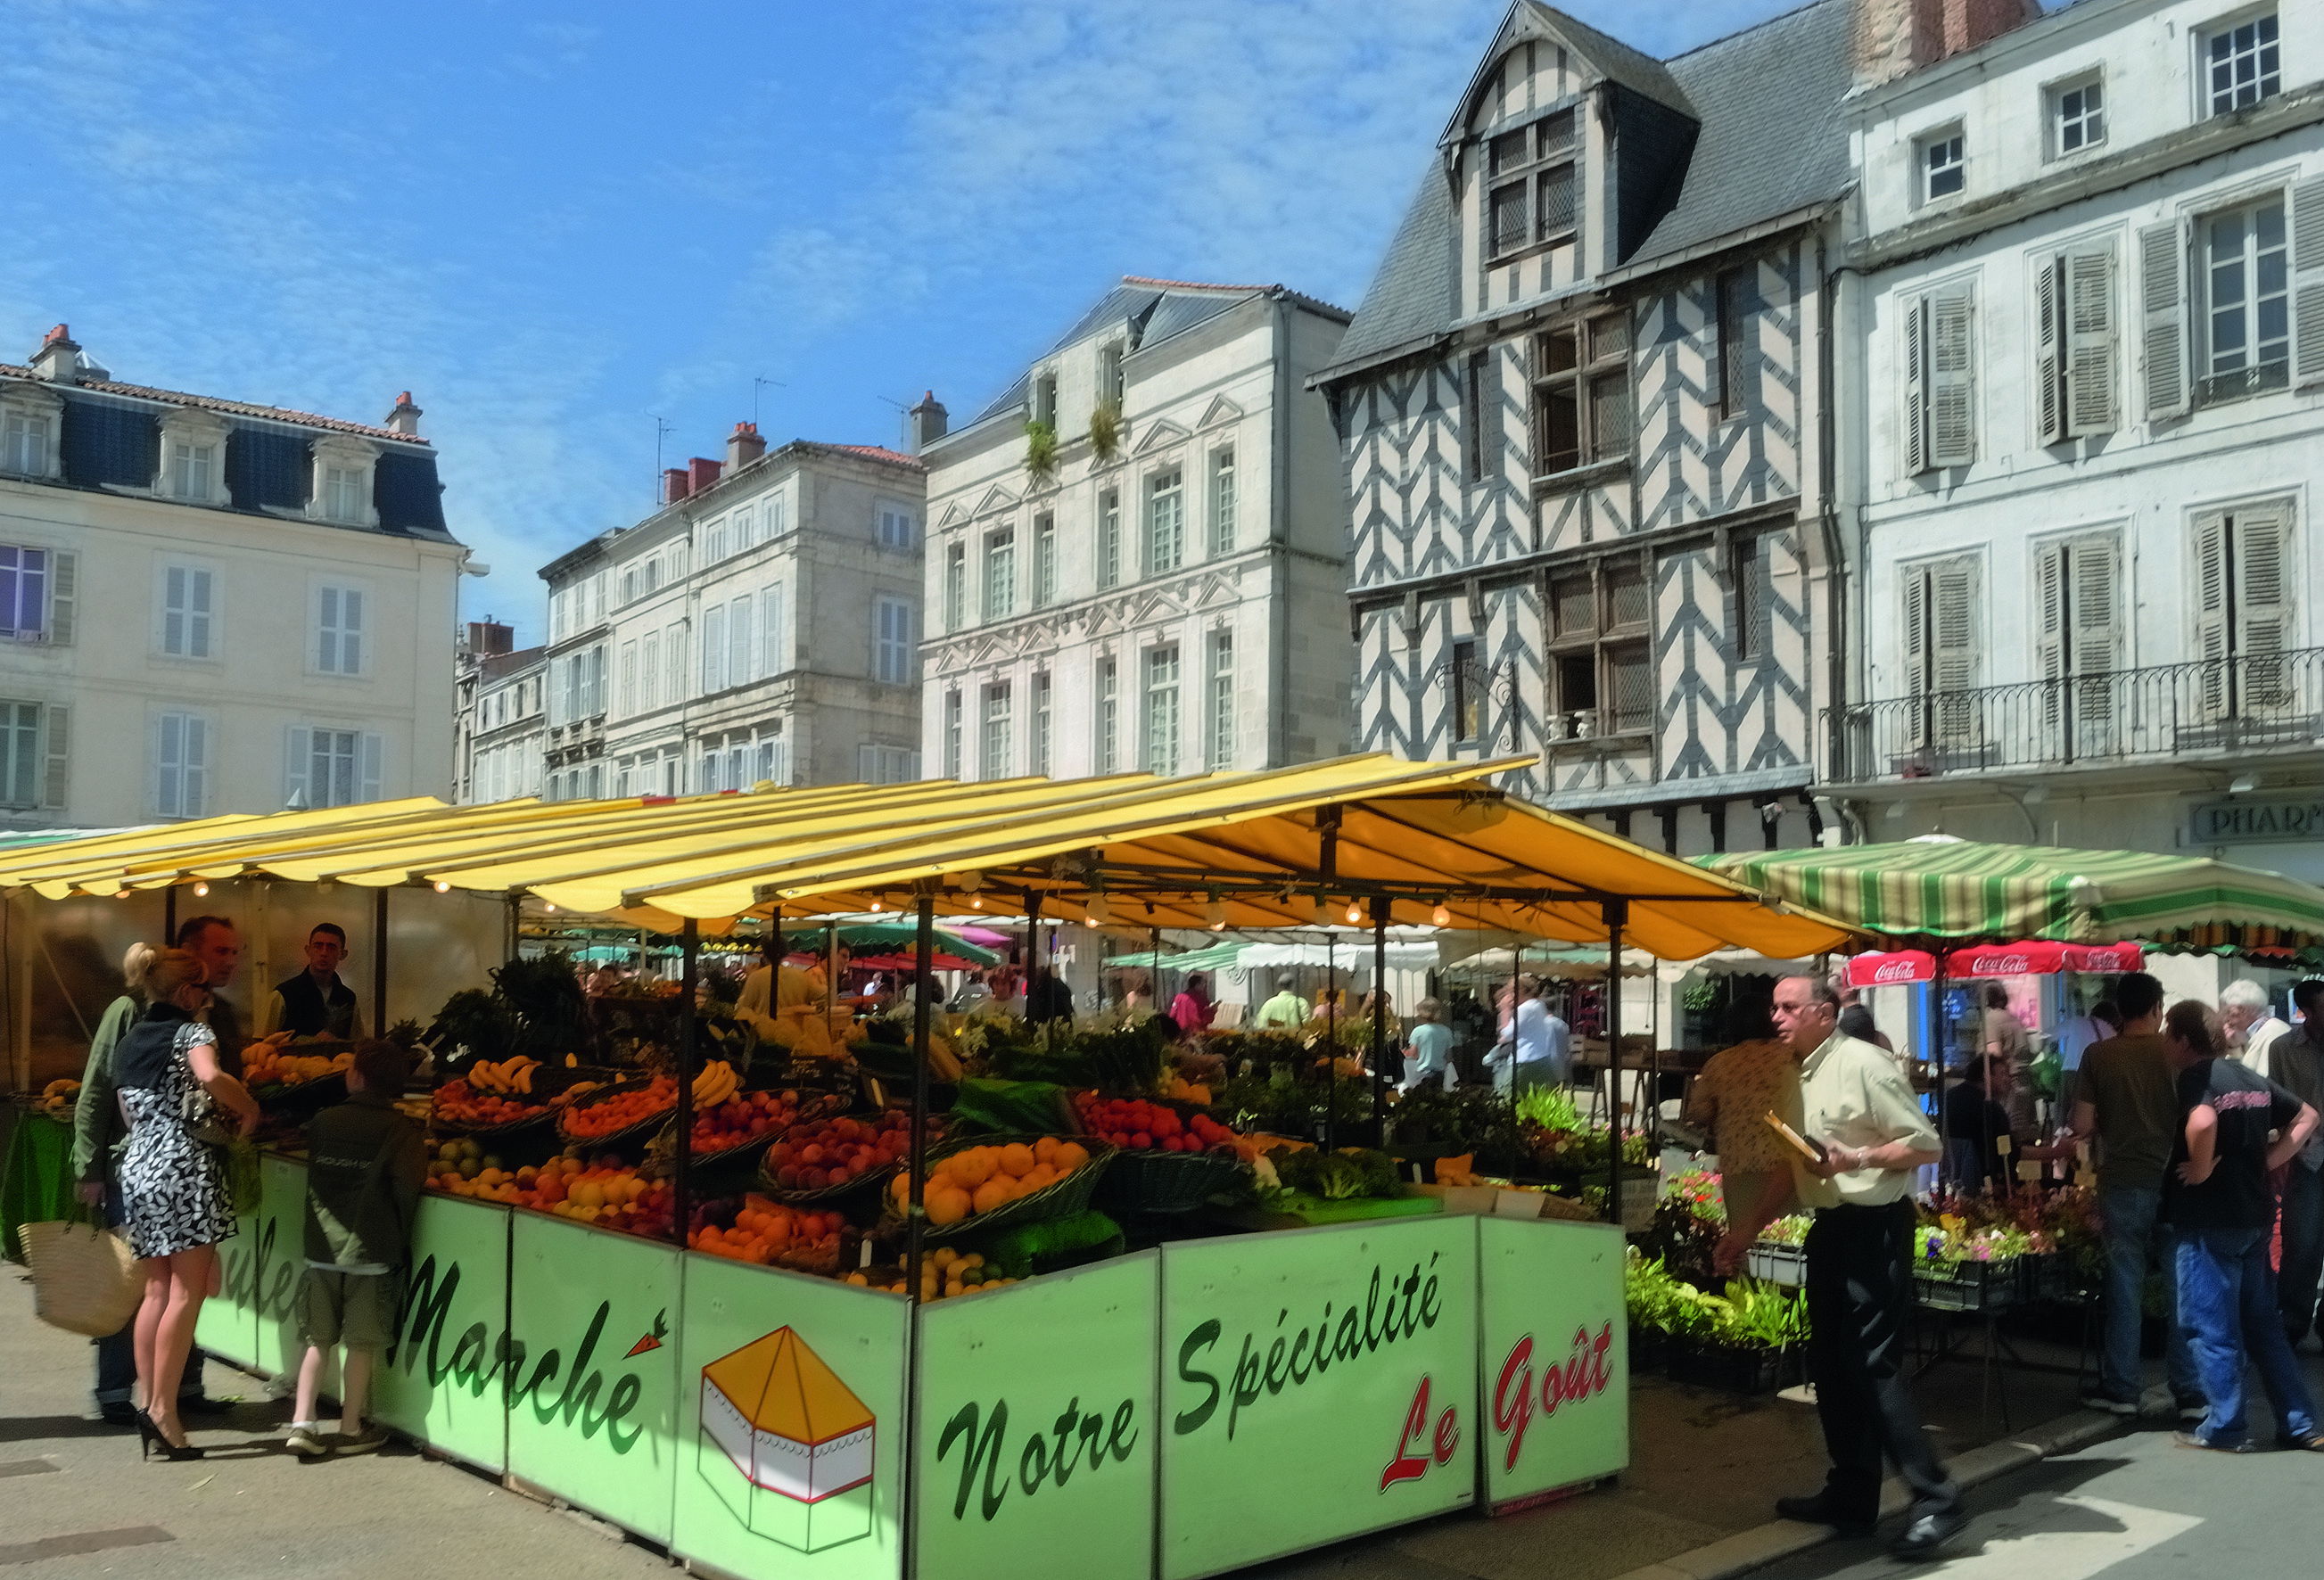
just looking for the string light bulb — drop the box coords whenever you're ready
[1344,900,1364,926]
[956,869,985,893]
[1431,901,1452,927]
[1204,893,1226,931]
[1085,892,1112,926]
[543,902,556,914]
[193,882,210,898]
[433,880,451,893]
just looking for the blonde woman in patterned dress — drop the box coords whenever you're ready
[111,945,260,1459]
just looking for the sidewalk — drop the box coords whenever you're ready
[0,1261,2103,1578]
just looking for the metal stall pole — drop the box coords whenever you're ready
[1024,889,1043,1023]
[768,905,782,1076]
[1603,900,1628,1225]
[1370,902,1389,1138]
[907,893,936,1304]
[374,887,391,1037]
[1323,930,1339,1150]
[825,921,840,1016]
[164,885,178,948]
[674,918,700,1247]
[505,894,521,967]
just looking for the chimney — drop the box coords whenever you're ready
[687,456,723,495]
[663,467,693,505]
[908,391,949,455]
[384,391,424,437]
[726,421,766,472]
[29,325,82,384]
[466,620,514,658]
[1853,0,2037,85]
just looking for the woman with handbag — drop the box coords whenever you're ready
[111,944,259,1461]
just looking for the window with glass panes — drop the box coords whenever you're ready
[1532,315,1632,473]
[1147,470,1183,573]
[943,690,963,778]
[166,440,216,500]
[1206,631,1234,769]
[1207,449,1237,555]
[1097,490,1123,588]
[1142,646,1181,776]
[874,596,915,685]
[2,409,53,474]
[1096,657,1119,771]
[2205,12,2279,117]
[323,465,366,522]
[2052,77,2104,155]
[1547,559,1652,738]
[1450,638,1483,744]
[0,702,44,806]
[0,547,48,641]
[2201,197,2289,403]
[1920,128,1965,202]
[985,528,1017,620]
[944,542,967,629]
[1032,671,1052,775]
[1033,514,1058,607]
[878,506,915,550]
[981,683,1012,780]
[1485,109,1578,260]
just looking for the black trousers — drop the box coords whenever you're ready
[1805,1200,1958,1522]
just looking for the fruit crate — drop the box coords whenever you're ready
[554,1075,673,1151]
[1912,1256,2024,1313]
[1745,1243,1809,1288]
[886,1132,1117,1243]
[1666,1340,1803,1395]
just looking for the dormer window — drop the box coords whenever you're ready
[1033,371,1059,430]
[0,392,59,479]
[309,437,378,527]
[1486,109,1578,260]
[155,411,230,506]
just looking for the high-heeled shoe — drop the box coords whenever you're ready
[136,1411,204,1462]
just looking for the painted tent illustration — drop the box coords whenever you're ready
[698,1326,876,1552]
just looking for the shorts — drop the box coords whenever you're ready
[300,1267,400,1350]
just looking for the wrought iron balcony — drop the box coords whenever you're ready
[1831,647,2324,782]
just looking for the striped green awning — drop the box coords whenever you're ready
[1102,942,1246,975]
[1695,839,2324,950]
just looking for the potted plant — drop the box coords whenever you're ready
[1088,399,1122,462]
[1666,1279,1809,1395]
[1746,1213,1812,1287]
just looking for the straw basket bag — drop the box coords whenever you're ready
[21,1216,143,1337]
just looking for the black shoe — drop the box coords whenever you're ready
[1774,1494,1875,1538]
[1891,1509,1969,1560]
[177,1394,233,1417]
[96,1403,140,1428]
[135,1411,205,1463]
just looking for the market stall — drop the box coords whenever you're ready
[6,756,1846,1579]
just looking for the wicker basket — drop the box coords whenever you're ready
[758,1114,943,1204]
[21,1219,142,1337]
[1094,1147,1249,1216]
[886,1132,1117,1242]
[663,1090,845,1170]
[555,1076,676,1150]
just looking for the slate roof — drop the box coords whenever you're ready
[967,276,1348,429]
[1323,0,1852,377]
[0,364,429,446]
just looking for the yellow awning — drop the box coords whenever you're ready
[0,757,1847,961]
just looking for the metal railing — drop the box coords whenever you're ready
[1832,647,2324,781]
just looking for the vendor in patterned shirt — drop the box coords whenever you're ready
[1682,999,1801,1229]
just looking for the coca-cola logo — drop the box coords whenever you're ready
[1968,954,2032,975]
[1490,1321,1614,1472]
[1870,960,1923,984]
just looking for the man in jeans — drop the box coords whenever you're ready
[2268,979,2324,1345]
[2159,1000,2324,1452]
[2064,972,2202,1418]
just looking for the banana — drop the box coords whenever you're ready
[690,1060,737,1107]
[515,1061,536,1094]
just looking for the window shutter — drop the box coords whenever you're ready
[190,568,214,657]
[343,589,364,674]
[729,597,753,686]
[2292,177,2324,388]
[1903,566,1931,695]
[1933,557,1982,695]
[2032,259,2064,444]
[702,605,725,693]
[2139,221,2188,420]
[1928,289,1976,466]
[284,725,312,808]
[2192,511,2231,716]
[2069,533,2121,679]
[2064,249,2117,436]
[48,550,75,646]
[2237,506,2294,711]
[184,715,208,816]
[2033,541,2068,687]
[40,704,68,809]
[762,586,784,676]
[1901,298,1928,474]
[358,733,384,802]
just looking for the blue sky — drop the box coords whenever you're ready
[3,0,1804,644]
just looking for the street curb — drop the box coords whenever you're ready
[1604,1409,2124,1580]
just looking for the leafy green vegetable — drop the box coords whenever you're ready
[1514,1084,1582,1132]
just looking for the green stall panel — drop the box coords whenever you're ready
[252,1156,319,1383]
[197,1173,268,1374]
[1477,1216,1628,1510]
[671,1255,909,1580]
[1158,1216,1479,1580]
[506,1214,681,1543]
[912,1253,1158,1580]
[374,1192,512,1471]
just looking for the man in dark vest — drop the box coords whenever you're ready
[261,923,366,1040]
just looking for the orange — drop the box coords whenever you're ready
[998,1143,1036,1178]
[927,1184,971,1226]
[1053,1142,1090,1173]
[972,1178,1012,1214]
[950,1149,998,1189]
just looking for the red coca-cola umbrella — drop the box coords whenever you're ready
[1944,940,2146,977]
[1842,949,1938,988]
